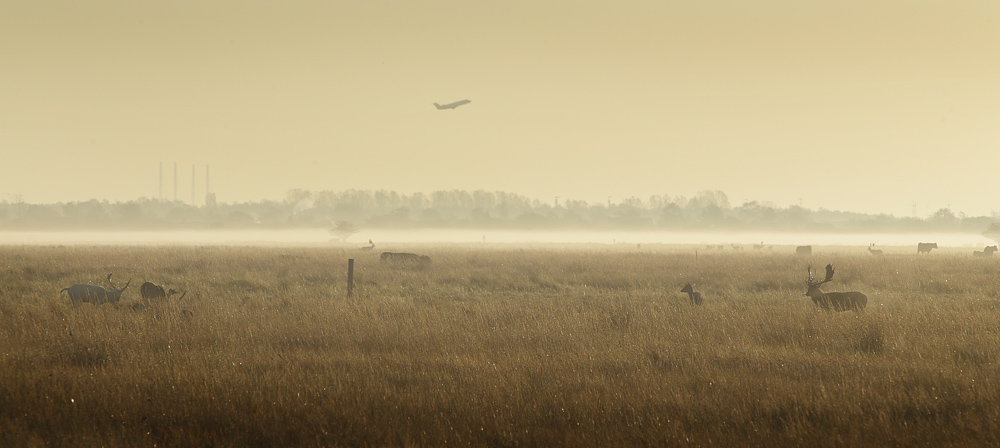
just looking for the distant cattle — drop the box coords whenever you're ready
[974,246,998,257]
[917,242,938,254]
[796,246,812,256]
[380,252,431,264]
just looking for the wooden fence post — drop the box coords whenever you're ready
[347,258,354,298]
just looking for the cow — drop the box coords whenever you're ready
[61,273,131,306]
[973,246,998,257]
[917,242,938,254]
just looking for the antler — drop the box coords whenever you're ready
[106,273,131,291]
[807,264,836,286]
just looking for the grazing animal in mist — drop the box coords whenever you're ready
[805,264,867,312]
[868,244,883,256]
[917,242,938,254]
[753,241,765,250]
[361,239,375,251]
[433,99,471,110]
[973,246,998,257]
[140,282,186,300]
[680,283,703,306]
[796,246,812,256]
[380,252,432,264]
[60,273,131,306]
[731,244,743,251]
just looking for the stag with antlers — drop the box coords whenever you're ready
[805,264,867,312]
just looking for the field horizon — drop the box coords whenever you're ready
[1,245,998,446]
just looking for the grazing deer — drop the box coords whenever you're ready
[140,281,187,300]
[973,246,998,257]
[680,283,703,305]
[360,239,375,251]
[917,242,938,254]
[753,241,765,250]
[868,244,883,256]
[796,245,812,256]
[805,264,867,312]
[60,273,131,306]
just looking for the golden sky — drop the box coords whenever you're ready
[2,1,998,217]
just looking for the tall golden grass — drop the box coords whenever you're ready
[1,245,998,447]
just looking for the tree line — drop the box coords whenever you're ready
[0,189,994,235]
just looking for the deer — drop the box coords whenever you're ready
[60,273,131,306]
[380,252,431,264]
[680,283,703,305]
[360,239,375,251]
[140,281,187,300]
[805,264,867,312]
[868,244,883,256]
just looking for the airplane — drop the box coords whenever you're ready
[433,99,471,110]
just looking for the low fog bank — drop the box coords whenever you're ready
[0,229,994,249]
[1,189,997,240]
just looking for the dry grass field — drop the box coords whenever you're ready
[1,244,998,447]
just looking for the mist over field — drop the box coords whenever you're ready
[1,188,998,239]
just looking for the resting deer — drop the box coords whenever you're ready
[140,281,187,300]
[680,283,703,305]
[868,244,883,256]
[805,264,867,312]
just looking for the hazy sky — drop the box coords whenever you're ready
[2,1,998,217]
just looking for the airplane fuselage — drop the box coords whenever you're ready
[434,99,471,110]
